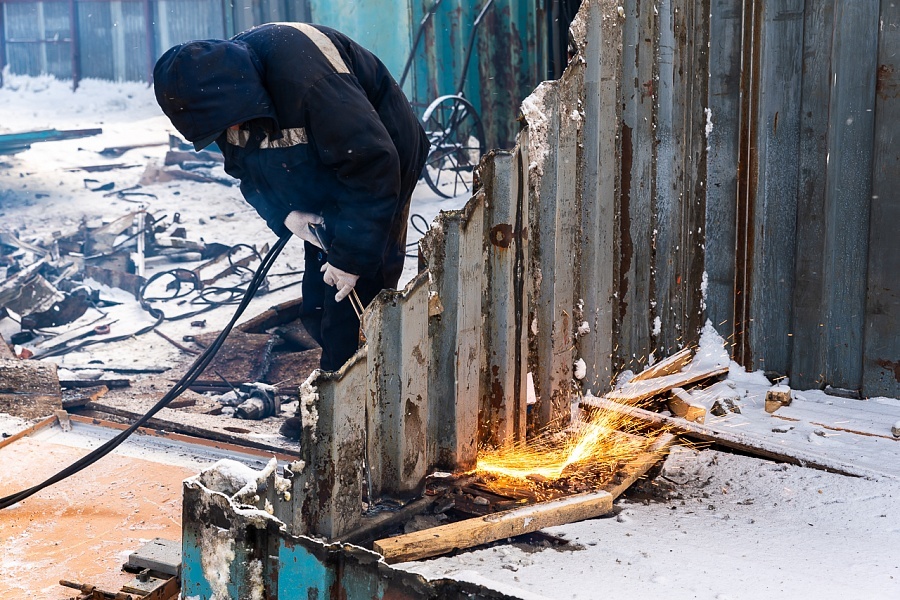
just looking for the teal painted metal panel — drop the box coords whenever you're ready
[307,0,415,79]
[276,542,335,598]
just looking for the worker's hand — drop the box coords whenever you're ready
[321,262,360,303]
[284,211,325,248]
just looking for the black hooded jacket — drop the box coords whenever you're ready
[154,23,429,277]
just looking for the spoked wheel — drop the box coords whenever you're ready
[421,95,486,199]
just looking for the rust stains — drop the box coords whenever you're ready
[876,359,900,383]
[876,64,898,100]
[490,223,514,248]
[618,123,634,322]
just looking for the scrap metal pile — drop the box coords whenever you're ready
[0,153,321,437]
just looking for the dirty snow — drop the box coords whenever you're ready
[0,70,464,377]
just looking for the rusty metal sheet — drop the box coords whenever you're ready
[481,152,527,447]
[575,0,620,397]
[294,352,367,539]
[0,434,192,596]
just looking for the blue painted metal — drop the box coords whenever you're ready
[307,0,415,80]
[180,474,522,599]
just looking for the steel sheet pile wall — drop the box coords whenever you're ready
[284,0,897,537]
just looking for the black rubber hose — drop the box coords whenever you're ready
[0,233,291,510]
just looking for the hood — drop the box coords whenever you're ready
[153,39,277,148]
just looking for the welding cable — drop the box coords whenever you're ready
[0,232,291,510]
[406,212,431,258]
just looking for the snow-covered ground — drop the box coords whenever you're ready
[2,74,899,600]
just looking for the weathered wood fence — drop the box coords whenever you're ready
[282,0,898,540]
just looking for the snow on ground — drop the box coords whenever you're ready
[400,447,900,599]
[0,71,464,379]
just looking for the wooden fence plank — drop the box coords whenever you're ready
[576,0,620,395]
[862,0,900,398]
[822,0,880,390]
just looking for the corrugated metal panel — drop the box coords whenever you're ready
[863,0,900,397]
[307,0,415,80]
[154,0,226,53]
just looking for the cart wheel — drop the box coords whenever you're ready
[421,95,486,199]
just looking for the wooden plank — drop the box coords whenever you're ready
[374,489,614,564]
[293,353,367,538]
[334,495,439,545]
[790,0,834,389]
[668,388,707,423]
[747,0,804,374]
[863,0,900,398]
[576,0,620,394]
[606,364,729,404]
[374,430,677,564]
[631,348,693,382]
[602,432,678,499]
[704,0,743,343]
[583,397,886,479]
[617,0,655,373]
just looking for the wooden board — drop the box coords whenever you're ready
[374,489,614,564]
[631,348,693,382]
[583,396,886,479]
[606,364,728,404]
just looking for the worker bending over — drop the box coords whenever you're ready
[154,22,429,370]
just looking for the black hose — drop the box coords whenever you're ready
[0,233,291,510]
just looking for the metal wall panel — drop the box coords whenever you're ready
[863,0,900,397]
[821,0,879,389]
[791,0,834,389]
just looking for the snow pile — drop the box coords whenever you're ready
[197,459,262,498]
[520,81,557,177]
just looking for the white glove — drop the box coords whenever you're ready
[284,211,325,248]
[321,262,360,303]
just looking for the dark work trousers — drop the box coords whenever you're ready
[300,140,426,371]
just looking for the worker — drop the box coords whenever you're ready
[153,23,429,371]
